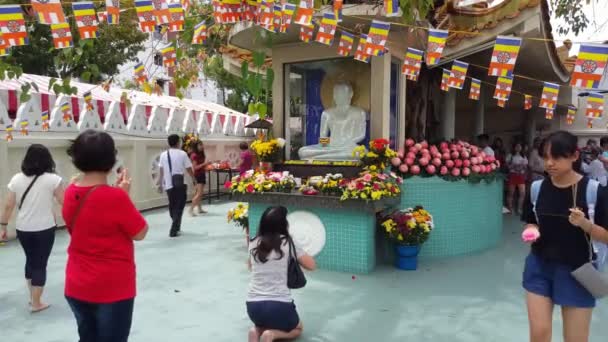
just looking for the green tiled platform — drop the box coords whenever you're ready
[248,204,377,274]
[398,176,503,258]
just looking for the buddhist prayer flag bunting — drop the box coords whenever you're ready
[299,24,313,43]
[469,78,481,100]
[162,45,176,68]
[192,21,207,44]
[524,94,533,110]
[280,3,296,33]
[51,22,73,49]
[106,0,120,24]
[212,0,223,23]
[425,29,448,66]
[134,62,148,84]
[258,0,274,31]
[31,0,66,25]
[41,111,49,131]
[497,99,506,108]
[365,20,389,56]
[570,43,608,89]
[222,0,242,24]
[243,0,258,22]
[273,4,282,33]
[337,31,354,57]
[83,91,94,110]
[334,0,343,22]
[539,82,559,109]
[545,108,554,120]
[0,34,7,56]
[354,34,370,63]
[587,118,594,128]
[61,102,71,122]
[0,5,28,47]
[5,124,13,142]
[440,69,450,92]
[153,0,172,25]
[448,60,468,89]
[181,0,191,14]
[384,0,399,17]
[135,0,157,32]
[294,0,314,26]
[566,105,576,125]
[493,76,513,100]
[73,2,99,39]
[20,119,28,135]
[315,13,337,46]
[586,93,604,119]
[401,47,423,81]
[97,11,107,23]
[488,36,522,77]
[168,3,185,31]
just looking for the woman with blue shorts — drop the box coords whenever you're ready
[522,131,608,342]
[246,206,316,342]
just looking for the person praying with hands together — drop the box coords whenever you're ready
[521,131,608,342]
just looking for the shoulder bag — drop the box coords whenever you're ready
[66,185,99,233]
[167,149,185,189]
[287,236,307,289]
[18,175,40,210]
[570,182,608,298]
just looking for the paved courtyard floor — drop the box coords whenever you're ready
[1,202,607,342]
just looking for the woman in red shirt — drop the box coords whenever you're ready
[63,130,148,342]
[189,140,208,216]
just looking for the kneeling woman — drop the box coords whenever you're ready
[522,131,608,342]
[246,206,316,342]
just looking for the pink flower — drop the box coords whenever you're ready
[405,138,415,147]
[462,167,471,176]
[426,165,436,175]
[451,168,461,177]
[224,181,232,189]
[363,173,373,182]
[391,157,402,167]
[419,158,429,166]
[446,160,454,168]
[411,165,421,175]
[246,184,255,193]
[377,173,387,181]
[440,166,448,175]
[442,152,451,160]
[399,164,409,173]
[373,183,381,191]
[356,182,365,190]
[432,158,442,167]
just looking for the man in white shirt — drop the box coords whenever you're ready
[158,134,195,237]
[477,134,495,157]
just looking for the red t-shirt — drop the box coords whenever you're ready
[63,184,147,303]
[190,152,206,176]
[240,150,253,174]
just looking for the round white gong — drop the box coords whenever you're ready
[287,211,326,257]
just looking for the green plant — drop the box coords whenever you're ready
[241,50,274,119]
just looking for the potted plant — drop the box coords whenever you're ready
[227,203,249,245]
[250,138,285,172]
[379,206,434,270]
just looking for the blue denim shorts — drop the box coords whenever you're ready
[523,253,595,308]
[246,300,300,332]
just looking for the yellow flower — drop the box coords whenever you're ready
[397,234,403,241]
[370,165,377,171]
[371,191,382,200]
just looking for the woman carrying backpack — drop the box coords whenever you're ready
[1,144,64,313]
[522,131,608,342]
[246,206,316,342]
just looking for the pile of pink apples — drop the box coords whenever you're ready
[391,139,501,178]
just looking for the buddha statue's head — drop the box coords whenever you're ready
[333,82,354,107]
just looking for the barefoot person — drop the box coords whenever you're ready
[246,206,316,342]
[63,130,148,342]
[522,131,608,342]
[189,140,208,216]
[0,144,64,313]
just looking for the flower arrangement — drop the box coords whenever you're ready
[302,173,346,196]
[284,160,361,167]
[391,139,502,183]
[227,203,249,231]
[340,171,402,201]
[380,206,434,246]
[353,138,397,171]
[250,138,285,163]
[225,170,296,194]
[182,133,199,153]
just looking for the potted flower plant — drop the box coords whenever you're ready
[227,203,249,245]
[250,138,285,172]
[379,206,434,270]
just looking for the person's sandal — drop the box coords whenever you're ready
[31,303,50,313]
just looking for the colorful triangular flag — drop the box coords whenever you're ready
[545,108,554,120]
[192,21,207,45]
[402,47,424,82]
[243,0,258,22]
[73,2,99,39]
[488,36,522,77]
[20,119,28,135]
[4,124,13,141]
[280,3,296,33]
[294,0,314,26]
[539,82,559,109]
[83,91,94,110]
[448,60,468,89]
[168,3,185,31]
[222,0,242,23]
[135,0,157,33]
[153,0,172,25]
[365,20,390,56]
[384,0,399,17]
[337,31,354,57]
[299,24,314,43]
[570,43,608,89]
[315,13,337,46]
[106,0,120,24]
[41,111,49,131]
[31,0,66,25]
[0,5,29,47]
[426,29,448,66]
[586,92,604,119]
[354,34,370,63]
[51,22,73,49]
[258,0,274,31]
[493,76,513,101]
[440,69,450,92]
[134,62,148,85]
[334,0,343,22]
[469,78,481,100]
[272,4,282,33]
[161,45,176,68]
[61,102,72,122]
[524,94,533,110]
[566,105,576,125]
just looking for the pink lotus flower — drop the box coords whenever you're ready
[440,142,449,150]
[421,141,429,149]
[405,138,415,147]
[414,143,422,150]
[461,151,470,159]
[442,152,451,160]
[391,157,402,167]
[454,159,463,168]
[452,168,461,177]
[405,158,415,166]
[471,146,479,154]
[446,160,454,168]
[463,167,471,176]
[362,173,373,182]
[472,165,481,173]
[399,164,409,173]
[463,160,471,168]
[409,146,418,154]
[440,166,448,175]
[411,165,421,175]
[451,151,460,159]
[406,152,416,160]
[419,158,429,166]
[432,158,442,167]
[471,157,479,165]
[426,165,436,175]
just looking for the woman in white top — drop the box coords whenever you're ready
[506,142,528,214]
[582,147,608,186]
[247,206,316,342]
[0,144,64,313]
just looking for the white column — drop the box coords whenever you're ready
[440,89,456,140]
[370,54,391,139]
[473,87,485,138]
[398,71,407,148]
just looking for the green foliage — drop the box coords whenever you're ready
[399,0,435,24]
[241,50,273,118]
[550,0,596,36]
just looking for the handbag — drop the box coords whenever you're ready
[570,183,608,298]
[18,175,40,210]
[167,149,185,189]
[286,236,306,289]
[66,185,99,233]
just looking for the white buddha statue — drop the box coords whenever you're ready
[298,82,367,160]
